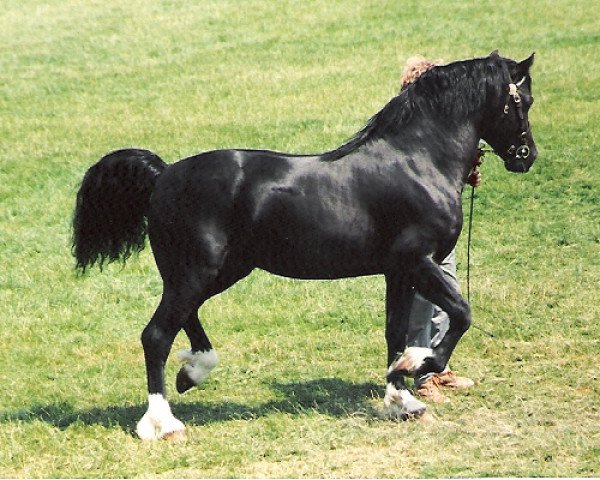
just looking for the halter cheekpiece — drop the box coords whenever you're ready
[503,77,530,160]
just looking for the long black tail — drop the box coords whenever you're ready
[72,148,168,272]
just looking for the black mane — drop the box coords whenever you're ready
[321,55,511,161]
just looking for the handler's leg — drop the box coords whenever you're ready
[407,293,433,349]
[427,251,474,389]
[383,273,427,419]
[407,292,451,403]
[429,249,457,349]
[407,292,448,399]
[412,252,454,399]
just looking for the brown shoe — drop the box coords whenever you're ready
[435,370,474,389]
[416,376,450,403]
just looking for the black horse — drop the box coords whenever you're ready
[73,52,536,440]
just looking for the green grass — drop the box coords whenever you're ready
[1,0,599,477]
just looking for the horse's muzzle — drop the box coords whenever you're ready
[505,144,537,173]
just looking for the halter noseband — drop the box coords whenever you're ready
[503,78,530,160]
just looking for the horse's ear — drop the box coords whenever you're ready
[489,49,500,58]
[517,52,535,76]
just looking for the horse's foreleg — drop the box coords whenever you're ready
[136,292,194,441]
[383,273,427,419]
[390,256,471,379]
[176,313,218,394]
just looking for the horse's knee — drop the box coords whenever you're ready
[141,323,166,354]
[448,299,471,333]
[141,323,156,355]
[141,319,180,367]
[459,312,472,333]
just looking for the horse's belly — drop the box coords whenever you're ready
[257,259,381,280]
[254,234,383,280]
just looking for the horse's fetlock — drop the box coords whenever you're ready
[176,349,218,393]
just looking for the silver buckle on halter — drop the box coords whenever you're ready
[508,132,530,160]
[516,144,530,159]
[504,79,525,114]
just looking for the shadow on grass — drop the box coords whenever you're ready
[1,378,382,435]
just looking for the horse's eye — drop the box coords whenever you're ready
[522,95,534,108]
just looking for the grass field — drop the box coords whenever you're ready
[1,0,599,477]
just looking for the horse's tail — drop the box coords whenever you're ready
[72,148,168,273]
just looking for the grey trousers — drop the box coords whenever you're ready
[406,249,458,385]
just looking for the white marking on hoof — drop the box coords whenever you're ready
[136,394,185,441]
[177,348,218,385]
[383,383,427,420]
[389,347,433,376]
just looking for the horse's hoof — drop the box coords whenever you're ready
[176,367,196,394]
[162,429,187,443]
[136,394,187,441]
[383,400,427,421]
[403,399,427,419]
[136,413,159,441]
[383,383,427,420]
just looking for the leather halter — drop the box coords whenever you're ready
[503,78,531,160]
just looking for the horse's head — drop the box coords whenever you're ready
[482,52,537,173]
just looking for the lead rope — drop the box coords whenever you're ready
[467,183,475,305]
[466,147,495,338]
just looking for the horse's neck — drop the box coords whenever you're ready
[377,115,480,191]
[429,122,480,189]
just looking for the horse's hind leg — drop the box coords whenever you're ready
[174,260,253,394]
[135,288,199,441]
[135,254,253,440]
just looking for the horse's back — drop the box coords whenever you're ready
[148,149,381,279]
[147,149,296,267]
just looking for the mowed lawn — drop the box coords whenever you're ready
[1,0,598,477]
